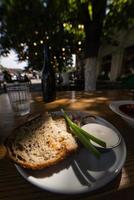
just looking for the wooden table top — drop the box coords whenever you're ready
[0,89,134,200]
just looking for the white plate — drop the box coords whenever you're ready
[109,100,134,127]
[15,114,126,195]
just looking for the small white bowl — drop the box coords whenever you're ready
[81,123,121,149]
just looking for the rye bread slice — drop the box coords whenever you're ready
[5,113,78,170]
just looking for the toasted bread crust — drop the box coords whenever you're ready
[6,137,69,169]
[5,113,78,170]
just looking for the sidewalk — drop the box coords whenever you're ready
[0,79,130,94]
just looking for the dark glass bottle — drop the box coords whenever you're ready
[41,45,56,102]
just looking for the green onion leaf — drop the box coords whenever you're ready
[61,109,106,158]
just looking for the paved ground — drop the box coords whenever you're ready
[0,78,130,94]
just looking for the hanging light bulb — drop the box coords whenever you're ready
[40,40,43,44]
[78,24,84,29]
[81,25,84,29]
[20,43,24,47]
[35,31,39,35]
[63,23,66,27]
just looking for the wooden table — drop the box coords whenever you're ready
[0,90,134,200]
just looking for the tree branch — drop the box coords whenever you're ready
[78,1,91,28]
[92,0,107,26]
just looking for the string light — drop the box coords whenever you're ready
[78,41,81,45]
[78,24,84,29]
[81,25,84,29]
[63,57,65,60]
[63,23,66,27]
[40,40,43,44]
[43,2,47,7]
[78,48,82,51]
[62,48,65,51]
[70,24,72,28]
[33,42,37,46]
[54,56,56,59]
[20,43,24,47]
[46,36,49,40]
[35,52,38,55]
[63,23,72,28]
[26,56,29,59]
[35,31,39,35]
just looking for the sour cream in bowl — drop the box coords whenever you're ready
[81,123,121,150]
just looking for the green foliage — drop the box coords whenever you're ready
[0,0,133,71]
[103,0,134,44]
[88,1,93,21]
[0,0,85,70]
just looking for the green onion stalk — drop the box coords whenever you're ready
[61,109,106,158]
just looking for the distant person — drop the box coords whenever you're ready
[3,70,12,92]
[0,73,4,89]
[120,67,134,89]
[3,70,12,83]
[17,72,22,82]
[32,71,37,79]
[98,70,110,80]
[24,74,31,85]
[58,73,63,84]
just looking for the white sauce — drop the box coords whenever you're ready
[81,123,120,148]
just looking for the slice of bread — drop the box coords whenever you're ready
[5,113,78,170]
[54,117,68,132]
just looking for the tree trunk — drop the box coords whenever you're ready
[84,57,97,91]
[79,0,107,91]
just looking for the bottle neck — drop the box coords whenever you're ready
[44,45,50,61]
[43,45,52,72]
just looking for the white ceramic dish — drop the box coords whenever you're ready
[109,100,134,127]
[15,113,126,195]
[81,123,121,149]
